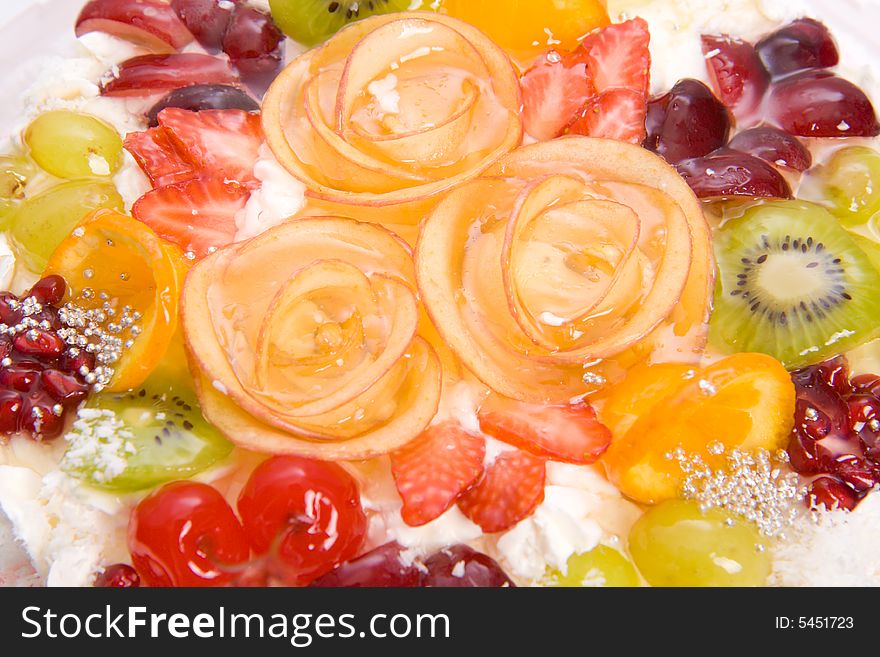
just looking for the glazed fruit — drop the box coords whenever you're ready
[309,542,424,588]
[767,71,880,138]
[222,5,284,95]
[726,126,811,172]
[94,563,140,587]
[644,78,731,165]
[628,499,771,587]
[676,150,792,199]
[25,111,123,180]
[9,180,124,272]
[701,34,769,121]
[171,0,237,52]
[237,455,367,585]
[128,481,249,587]
[543,545,640,587]
[444,0,610,62]
[44,209,187,391]
[756,18,839,79]
[422,545,515,588]
[602,353,795,504]
[76,0,194,53]
[102,53,239,97]
[710,200,880,368]
[146,85,259,127]
[269,0,414,47]
[64,361,233,492]
[520,53,594,141]
[808,146,880,228]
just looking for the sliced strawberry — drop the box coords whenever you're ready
[457,449,545,533]
[702,34,770,121]
[124,127,196,188]
[478,400,612,465]
[76,0,194,53]
[576,17,651,95]
[391,422,486,527]
[102,53,239,97]
[520,55,595,140]
[567,88,647,144]
[158,108,263,187]
[132,177,249,258]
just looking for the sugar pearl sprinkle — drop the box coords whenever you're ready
[0,289,142,393]
[669,445,806,538]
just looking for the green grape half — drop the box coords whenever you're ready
[543,545,641,587]
[628,500,771,587]
[8,179,123,272]
[812,146,880,229]
[24,110,123,180]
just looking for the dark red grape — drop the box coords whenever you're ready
[675,150,792,199]
[102,54,239,97]
[767,71,880,138]
[171,0,236,53]
[146,84,258,127]
[423,545,515,588]
[727,126,811,172]
[808,476,857,511]
[309,543,424,588]
[756,18,839,79]
[701,34,769,121]
[644,79,731,165]
[222,6,284,97]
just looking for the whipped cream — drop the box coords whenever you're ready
[235,145,306,241]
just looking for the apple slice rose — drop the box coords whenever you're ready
[261,12,522,227]
[182,217,442,460]
[415,136,715,403]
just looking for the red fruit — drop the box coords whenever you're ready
[391,422,486,527]
[27,276,66,306]
[95,563,141,587]
[20,399,64,440]
[13,330,65,360]
[676,150,792,199]
[851,373,880,395]
[575,17,651,95]
[478,400,611,465]
[171,0,237,53]
[0,292,22,325]
[795,357,852,397]
[701,34,770,121]
[787,431,823,475]
[756,18,839,79]
[767,71,880,138]
[644,79,731,165]
[237,456,367,586]
[129,481,249,587]
[422,545,515,588]
[124,128,196,188]
[457,449,545,533]
[158,107,263,187]
[102,53,239,97]
[727,126,811,172]
[309,543,424,588]
[76,0,193,53]
[132,176,249,259]
[567,88,647,144]
[222,6,283,95]
[58,350,96,376]
[0,367,40,392]
[520,54,595,140]
[146,84,259,127]
[0,390,24,434]
[808,476,857,511]
[41,370,90,407]
[834,456,879,492]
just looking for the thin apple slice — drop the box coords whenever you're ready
[76,0,193,53]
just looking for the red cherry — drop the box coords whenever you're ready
[128,481,249,587]
[237,456,367,586]
[309,543,424,588]
[727,126,811,172]
[767,71,880,138]
[676,150,792,200]
[756,18,839,79]
[95,563,141,587]
[808,476,857,511]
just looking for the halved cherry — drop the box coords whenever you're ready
[43,209,188,391]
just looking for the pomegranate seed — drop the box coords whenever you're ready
[95,563,141,587]
[0,390,24,434]
[58,350,96,376]
[13,329,65,359]
[808,476,857,511]
[851,374,880,394]
[41,370,90,406]
[20,398,64,439]
[0,292,22,325]
[0,367,41,392]
[727,126,812,172]
[834,456,879,492]
[787,431,823,475]
[806,356,852,396]
[28,275,66,305]
[0,336,11,361]
[756,18,839,79]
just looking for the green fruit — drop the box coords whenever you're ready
[0,155,36,199]
[269,0,419,46]
[543,545,640,587]
[24,110,123,180]
[710,199,880,369]
[9,179,123,272]
[628,500,771,587]
[63,369,233,492]
[812,146,880,229]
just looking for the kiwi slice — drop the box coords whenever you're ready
[269,0,421,46]
[63,370,233,493]
[711,200,880,369]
